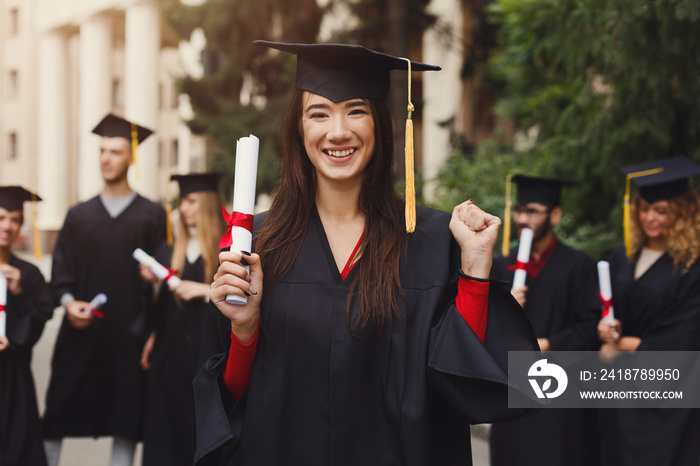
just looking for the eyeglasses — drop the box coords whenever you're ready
[513,207,550,217]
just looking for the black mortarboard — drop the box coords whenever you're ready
[253,40,441,103]
[620,156,700,204]
[0,186,41,212]
[92,113,154,143]
[171,172,223,198]
[511,174,575,207]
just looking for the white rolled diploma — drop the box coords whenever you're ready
[597,261,615,322]
[226,135,259,305]
[83,293,108,317]
[512,228,533,290]
[0,274,6,338]
[132,248,182,288]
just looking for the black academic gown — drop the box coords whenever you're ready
[598,244,700,466]
[193,206,540,466]
[489,241,601,466]
[0,254,53,466]
[43,195,166,441]
[142,242,208,466]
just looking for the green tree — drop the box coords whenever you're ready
[161,0,325,197]
[435,0,700,259]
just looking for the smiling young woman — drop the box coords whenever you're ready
[194,41,541,466]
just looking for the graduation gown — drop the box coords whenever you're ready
[142,242,208,466]
[489,241,601,466]
[598,244,700,466]
[43,195,166,441]
[193,206,540,466]
[0,254,53,466]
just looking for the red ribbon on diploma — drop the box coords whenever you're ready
[220,207,254,249]
[507,260,527,272]
[598,291,613,319]
[0,304,5,312]
[164,267,179,283]
[86,306,104,319]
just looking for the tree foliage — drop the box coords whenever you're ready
[434,0,700,259]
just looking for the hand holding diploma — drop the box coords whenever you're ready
[221,135,259,305]
[597,261,620,341]
[511,228,533,289]
[132,248,182,288]
[83,293,107,319]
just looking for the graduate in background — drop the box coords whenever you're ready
[42,114,166,466]
[0,187,53,466]
[597,156,700,466]
[139,172,225,466]
[193,40,540,466]
[489,175,601,466]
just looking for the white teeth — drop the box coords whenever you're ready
[326,149,354,158]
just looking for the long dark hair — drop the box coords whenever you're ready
[255,89,405,333]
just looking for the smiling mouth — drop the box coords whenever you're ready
[324,149,355,158]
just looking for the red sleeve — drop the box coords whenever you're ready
[456,275,489,343]
[223,326,259,400]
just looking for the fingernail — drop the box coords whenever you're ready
[240,257,249,266]
[241,250,252,256]
[467,198,474,203]
[243,291,251,297]
[250,289,258,295]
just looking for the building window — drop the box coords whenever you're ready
[171,139,179,167]
[158,141,164,168]
[9,8,19,36]
[112,79,122,108]
[171,84,179,109]
[8,132,18,160]
[8,70,18,99]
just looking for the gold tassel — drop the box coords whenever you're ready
[32,194,41,260]
[166,198,173,246]
[131,122,139,179]
[502,174,513,257]
[402,58,416,233]
[623,167,664,257]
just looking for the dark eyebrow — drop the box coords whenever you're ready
[304,99,369,113]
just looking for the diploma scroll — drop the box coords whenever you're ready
[226,135,259,306]
[83,293,107,319]
[0,274,6,339]
[512,228,533,290]
[132,248,182,288]
[597,261,615,322]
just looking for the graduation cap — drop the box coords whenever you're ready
[620,156,700,256]
[0,186,41,212]
[170,172,223,197]
[92,113,154,177]
[0,186,43,259]
[501,174,575,256]
[254,40,441,232]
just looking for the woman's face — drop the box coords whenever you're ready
[179,193,200,227]
[0,207,22,249]
[637,198,670,241]
[301,92,375,187]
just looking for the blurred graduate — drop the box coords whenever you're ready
[0,187,53,466]
[42,114,166,466]
[140,172,225,466]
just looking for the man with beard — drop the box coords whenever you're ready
[489,174,600,466]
